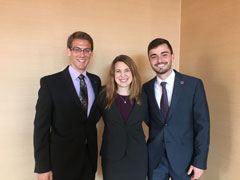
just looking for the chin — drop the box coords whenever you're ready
[119,84,130,88]
[78,66,87,70]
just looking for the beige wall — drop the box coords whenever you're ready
[180,0,240,179]
[2,0,239,179]
[0,0,181,179]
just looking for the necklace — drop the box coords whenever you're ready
[119,95,129,104]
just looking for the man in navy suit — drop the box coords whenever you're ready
[143,38,210,180]
[34,31,101,180]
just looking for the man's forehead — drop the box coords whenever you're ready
[149,46,171,54]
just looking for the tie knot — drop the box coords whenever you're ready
[79,74,85,80]
[161,81,167,87]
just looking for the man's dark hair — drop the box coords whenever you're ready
[67,31,94,50]
[148,38,173,55]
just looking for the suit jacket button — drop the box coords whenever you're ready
[164,123,168,126]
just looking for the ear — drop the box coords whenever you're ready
[171,53,175,61]
[90,51,94,59]
[66,48,71,57]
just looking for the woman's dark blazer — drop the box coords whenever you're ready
[97,91,149,161]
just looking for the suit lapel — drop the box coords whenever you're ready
[87,72,98,96]
[61,67,86,117]
[125,100,139,125]
[87,72,100,117]
[167,71,184,120]
[148,78,163,122]
[109,99,139,125]
[110,102,125,125]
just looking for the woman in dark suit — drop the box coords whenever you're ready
[97,55,148,180]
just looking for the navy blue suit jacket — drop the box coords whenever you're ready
[143,70,210,175]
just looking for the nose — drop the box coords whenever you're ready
[157,55,164,62]
[79,51,85,57]
[120,71,126,77]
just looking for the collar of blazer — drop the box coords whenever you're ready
[144,69,185,123]
[102,94,144,126]
[61,66,100,119]
[167,70,184,121]
[86,72,99,97]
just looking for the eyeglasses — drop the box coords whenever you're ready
[71,47,92,55]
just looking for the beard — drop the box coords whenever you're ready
[151,60,172,75]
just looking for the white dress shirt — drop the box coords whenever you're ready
[154,70,175,109]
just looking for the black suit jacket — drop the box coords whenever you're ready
[97,91,148,162]
[34,67,101,179]
[143,70,210,175]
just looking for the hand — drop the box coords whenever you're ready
[187,165,204,180]
[38,171,53,180]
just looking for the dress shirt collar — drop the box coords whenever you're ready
[156,70,175,86]
[68,65,87,80]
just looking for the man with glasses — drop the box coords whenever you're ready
[34,31,101,180]
[143,38,210,180]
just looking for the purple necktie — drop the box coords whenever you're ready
[160,82,168,120]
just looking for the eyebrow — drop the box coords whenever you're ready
[161,51,169,54]
[149,54,157,57]
[115,68,130,71]
[72,47,91,50]
[150,51,169,57]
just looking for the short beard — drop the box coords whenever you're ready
[152,61,172,75]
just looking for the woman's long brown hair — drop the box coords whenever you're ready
[104,55,142,109]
